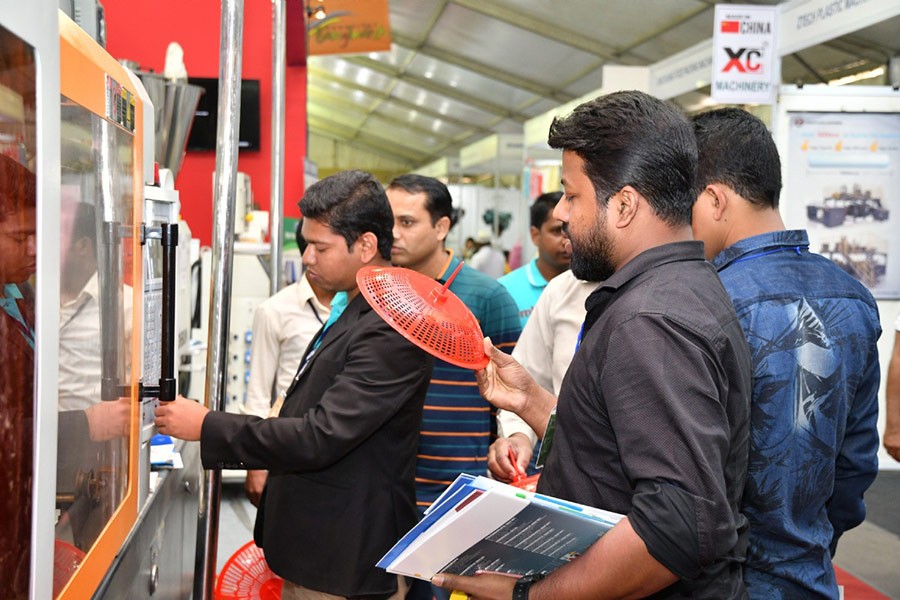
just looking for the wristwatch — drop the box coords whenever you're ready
[512,573,545,600]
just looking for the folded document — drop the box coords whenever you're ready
[378,474,623,581]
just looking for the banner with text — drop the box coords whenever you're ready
[308,0,392,56]
[712,4,778,104]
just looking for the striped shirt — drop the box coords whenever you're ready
[415,253,521,508]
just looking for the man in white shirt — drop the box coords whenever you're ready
[59,272,133,412]
[882,311,900,462]
[242,220,333,505]
[468,229,506,278]
[58,201,133,419]
[493,269,596,478]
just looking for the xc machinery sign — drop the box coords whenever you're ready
[712,4,778,104]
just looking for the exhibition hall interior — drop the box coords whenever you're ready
[1,0,899,598]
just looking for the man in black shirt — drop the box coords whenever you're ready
[435,91,752,599]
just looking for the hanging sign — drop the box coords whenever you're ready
[307,0,392,56]
[711,4,778,105]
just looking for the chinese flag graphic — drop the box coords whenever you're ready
[721,20,740,33]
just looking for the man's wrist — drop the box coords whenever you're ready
[512,573,545,600]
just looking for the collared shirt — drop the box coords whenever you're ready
[415,251,521,508]
[58,274,133,411]
[540,241,752,599]
[1,283,33,349]
[243,274,331,419]
[498,258,548,328]
[497,270,596,445]
[712,230,881,599]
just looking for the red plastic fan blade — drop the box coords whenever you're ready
[357,265,489,370]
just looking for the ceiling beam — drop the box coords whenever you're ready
[787,51,829,84]
[391,32,575,103]
[610,5,712,61]
[308,88,462,143]
[309,68,490,136]
[448,0,624,61]
[309,115,430,161]
[309,127,417,169]
[344,56,527,122]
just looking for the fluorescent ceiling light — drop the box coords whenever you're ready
[828,67,885,87]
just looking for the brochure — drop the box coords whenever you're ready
[378,474,623,581]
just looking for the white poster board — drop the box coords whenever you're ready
[775,87,900,299]
[776,85,900,471]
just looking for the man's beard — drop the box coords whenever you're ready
[563,218,616,283]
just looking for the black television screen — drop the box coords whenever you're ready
[186,77,261,151]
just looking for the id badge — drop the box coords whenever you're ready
[535,407,557,468]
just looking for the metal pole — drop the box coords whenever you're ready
[269,0,286,295]
[194,0,244,597]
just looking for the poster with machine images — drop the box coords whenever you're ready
[785,111,900,299]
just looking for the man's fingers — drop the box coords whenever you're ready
[432,573,460,590]
[487,439,516,482]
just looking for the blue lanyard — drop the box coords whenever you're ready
[294,291,348,382]
[311,291,348,351]
[1,283,34,349]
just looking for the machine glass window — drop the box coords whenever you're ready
[55,97,135,593]
[0,23,37,600]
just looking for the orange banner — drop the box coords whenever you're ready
[307,0,392,56]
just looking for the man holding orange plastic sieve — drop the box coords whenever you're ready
[434,92,752,600]
[156,171,433,600]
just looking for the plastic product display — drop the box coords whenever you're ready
[215,541,283,600]
[807,185,888,228]
[53,541,86,598]
[819,237,888,288]
[356,263,489,369]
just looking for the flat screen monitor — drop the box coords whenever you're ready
[186,77,260,151]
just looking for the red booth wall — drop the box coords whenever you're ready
[103,0,307,245]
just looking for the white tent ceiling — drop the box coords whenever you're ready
[307,0,900,174]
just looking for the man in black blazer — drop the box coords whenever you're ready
[156,170,434,599]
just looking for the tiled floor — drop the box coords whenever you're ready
[834,471,900,598]
[216,482,258,575]
[215,473,900,598]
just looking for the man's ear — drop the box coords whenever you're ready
[705,184,729,222]
[357,231,379,262]
[529,225,540,246]
[613,186,640,229]
[435,215,451,242]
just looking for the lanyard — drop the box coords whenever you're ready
[306,298,326,325]
[728,245,803,266]
[289,291,349,391]
[1,284,34,349]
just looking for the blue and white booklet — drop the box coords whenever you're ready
[377,474,623,581]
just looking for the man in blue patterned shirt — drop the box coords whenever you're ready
[691,107,882,599]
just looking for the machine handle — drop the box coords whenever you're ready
[159,223,179,401]
[100,221,122,401]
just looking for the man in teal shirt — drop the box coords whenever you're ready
[498,192,569,327]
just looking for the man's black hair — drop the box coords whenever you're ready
[692,107,782,209]
[530,191,563,229]
[0,155,36,222]
[387,174,457,227]
[299,170,393,260]
[294,218,308,255]
[547,90,697,226]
